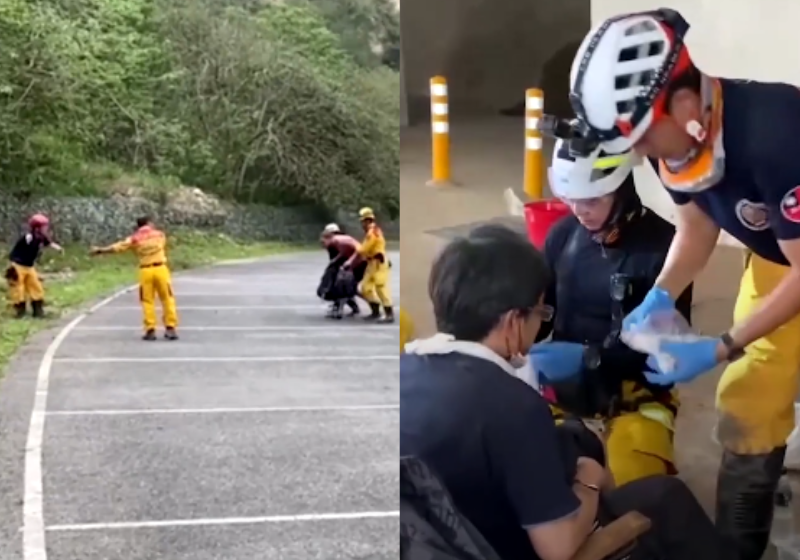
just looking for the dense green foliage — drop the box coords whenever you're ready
[0,0,399,215]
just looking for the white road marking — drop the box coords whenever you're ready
[105,305,329,310]
[52,355,398,363]
[73,325,397,332]
[23,286,135,560]
[147,293,328,297]
[46,404,399,416]
[45,510,400,532]
[104,304,399,310]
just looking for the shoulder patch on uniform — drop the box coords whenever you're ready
[735,199,770,231]
[780,186,800,223]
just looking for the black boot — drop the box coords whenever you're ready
[378,306,395,324]
[164,327,179,340]
[142,329,157,341]
[326,302,343,320]
[13,302,26,318]
[345,299,360,316]
[31,300,45,319]
[715,446,786,560]
[363,302,381,321]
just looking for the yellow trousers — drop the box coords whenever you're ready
[716,252,800,454]
[6,263,44,304]
[552,384,677,487]
[361,260,392,307]
[399,308,414,351]
[139,265,178,331]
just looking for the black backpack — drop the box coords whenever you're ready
[400,456,503,560]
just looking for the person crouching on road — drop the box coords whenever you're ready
[319,223,363,318]
[89,217,179,341]
[344,207,394,323]
[5,213,64,318]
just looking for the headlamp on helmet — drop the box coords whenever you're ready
[537,115,602,158]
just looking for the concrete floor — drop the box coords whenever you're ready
[400,116,748,515]
[0,253,399,560]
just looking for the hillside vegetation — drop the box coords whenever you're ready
[0,0,399,216]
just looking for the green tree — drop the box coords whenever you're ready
[0,0,399,215]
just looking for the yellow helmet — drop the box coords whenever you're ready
[359,207,376,221]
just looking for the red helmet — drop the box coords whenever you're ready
[29,213,50,228]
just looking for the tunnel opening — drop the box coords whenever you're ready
[400,0,589,125]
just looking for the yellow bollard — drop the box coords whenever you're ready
[523,88,544,200]
[427,76,452,187]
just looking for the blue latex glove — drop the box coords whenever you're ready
[643,337,721,385]
[622,286,676,332]
[529,341,585,383]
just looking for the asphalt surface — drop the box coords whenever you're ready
[0,251,399,560]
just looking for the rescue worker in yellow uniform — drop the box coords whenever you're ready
[529,140,692,487]
[569,9,800,557]
[344,207,394,323]
[90,217,179,341]
[399,308,414,351]
[4,213,63,318]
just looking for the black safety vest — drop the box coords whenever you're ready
[544,218,675,418]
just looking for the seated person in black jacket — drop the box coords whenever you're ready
[527,140,693,487]
[400,223,724,560]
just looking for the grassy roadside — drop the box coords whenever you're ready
[0,230,310,374]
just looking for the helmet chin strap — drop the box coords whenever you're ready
[592,179,643,245]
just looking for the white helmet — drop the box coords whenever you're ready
[549,139,640,200]
[569,9,689,154]
[322,223,340,235]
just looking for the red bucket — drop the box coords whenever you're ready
[524,199,571,248]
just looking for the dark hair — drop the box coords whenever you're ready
[136,216,152,228]
[428,224,551,341]
[665,64,702,113]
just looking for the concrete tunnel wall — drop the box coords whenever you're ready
[399,0,590,121]
[400,0,800,236]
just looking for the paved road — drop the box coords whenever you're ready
[0,251,399,560]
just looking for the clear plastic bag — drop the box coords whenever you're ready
[619,309,703,373]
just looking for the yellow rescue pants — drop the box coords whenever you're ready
[399,308,414,351]
[6,263,45,305]
[716,252,800,454]
[361,260,392,307]
[551,383,678,487]
[139,264,178,331]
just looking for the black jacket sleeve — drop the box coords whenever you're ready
[487,385,580,528]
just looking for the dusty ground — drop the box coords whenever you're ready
[400,116,747,515]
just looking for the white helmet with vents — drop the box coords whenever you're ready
[322,223,341,235]
[549,139,640,200]
[568,9,690,154]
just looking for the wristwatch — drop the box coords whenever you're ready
[719,332,745,362]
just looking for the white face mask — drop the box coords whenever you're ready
[508,353,529,369]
